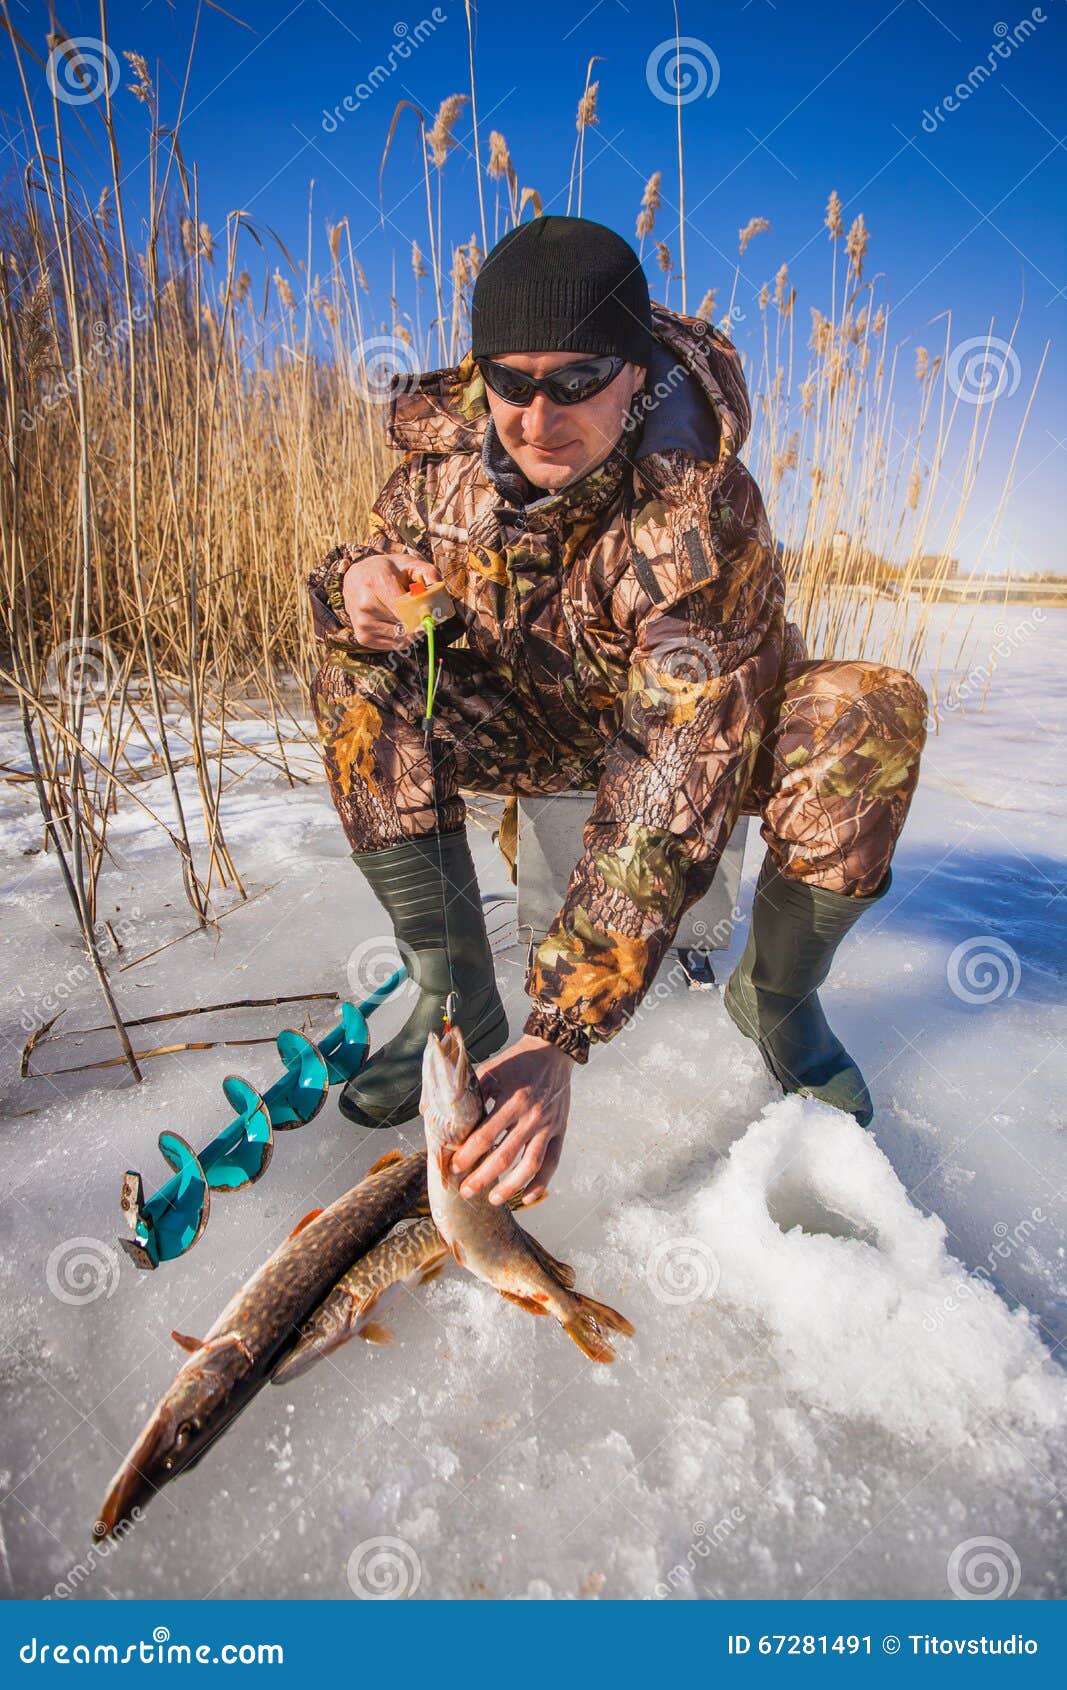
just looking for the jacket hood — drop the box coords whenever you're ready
[385,303,752,468]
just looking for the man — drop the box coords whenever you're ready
[308,216,926,1208]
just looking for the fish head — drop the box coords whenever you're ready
[420,1024,485,1150]
[94,1334,252,1539]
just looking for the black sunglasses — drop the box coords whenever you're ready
[477,354,626,407]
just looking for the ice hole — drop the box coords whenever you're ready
[765,1166,880,1248]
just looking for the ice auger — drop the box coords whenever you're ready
[117,971,406,1269]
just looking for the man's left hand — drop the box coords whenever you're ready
[450,1034,573,1206]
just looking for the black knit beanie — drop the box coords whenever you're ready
[471,215,653,366]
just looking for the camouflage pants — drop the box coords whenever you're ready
[312,647,927,899]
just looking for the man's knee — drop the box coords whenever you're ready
[858,663,928,758]
[794,659,927,753]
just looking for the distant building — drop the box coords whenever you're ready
[917,554,960,577]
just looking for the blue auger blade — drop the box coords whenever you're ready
[120,1132,210,1268]
[260,1029,329,1129]
[318,967,408,1084]
[357,965,407,1017]
[318,1000,370,1085]
[199,1076,274,1192]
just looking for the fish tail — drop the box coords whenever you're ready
[563,1294,635,1364]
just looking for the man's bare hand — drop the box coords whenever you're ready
[341,550,441,650]
[450,1034,573,1206]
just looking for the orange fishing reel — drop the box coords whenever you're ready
[393,574,455,637]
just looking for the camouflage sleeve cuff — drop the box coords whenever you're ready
[523,1000,591,1064]
[309,542,392,645]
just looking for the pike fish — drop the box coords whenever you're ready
[420,1025,635,1362]
[272,1189,536,1383]
[94,1150,428,1539]
[270,1215,449,1383]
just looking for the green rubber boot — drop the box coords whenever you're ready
[339,830,509,1128]
[723,853,888,1127]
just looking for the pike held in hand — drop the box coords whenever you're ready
[420,1025,634,1362]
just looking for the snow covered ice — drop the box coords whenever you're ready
[0,603,1064,1599]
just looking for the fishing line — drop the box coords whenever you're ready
[419,606,458,1032]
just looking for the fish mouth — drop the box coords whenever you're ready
[94,1416,174,1540]
[437,1024,468,1070]
[421,1026,469,1109]
[94,1337,253,1541]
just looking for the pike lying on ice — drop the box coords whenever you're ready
[420,1024,634,1362]
[272,1190,534,1382]
[271,1215,448,1382]
[95,1150,428,1539]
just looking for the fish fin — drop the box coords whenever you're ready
[367,1150,404,1175]
[287,1207,323,1239]
[357,1321,394,1345]
[171,1330,204,1353]
[435,1145,453,1185]
[577,1293,635,1338]
[450,1239,465,1267]
[417,1254,449,1285]
[500,1288,549,1316]
[522,1232,577,1291]
[562,1294,636,1364]
[512,1189,546,1209]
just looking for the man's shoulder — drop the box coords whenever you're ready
[624,452,777,609]
[387,351,488,457]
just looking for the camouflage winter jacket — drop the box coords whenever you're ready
[309,305,786,1062]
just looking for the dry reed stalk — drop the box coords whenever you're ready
[487,131,518,241]
[635,172,662,255]
[671,3,687,314]
[568,61,601,219]
[464,2,488,255]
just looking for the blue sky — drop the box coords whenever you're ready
[2,0,1064,573]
